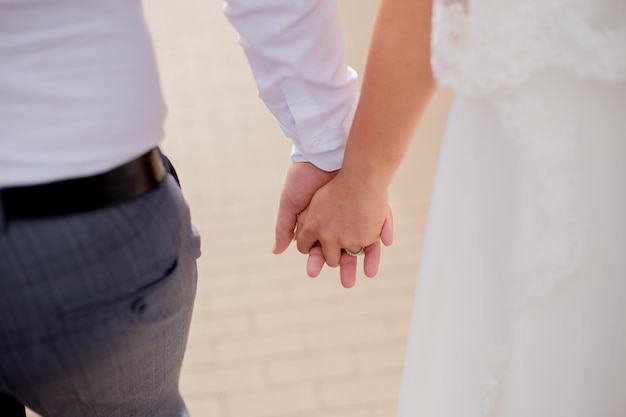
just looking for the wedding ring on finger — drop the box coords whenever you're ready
[343,247,365,257]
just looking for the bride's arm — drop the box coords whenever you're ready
[341,0,436,192]
[296,0,437,286]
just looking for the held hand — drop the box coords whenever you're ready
[273,162,338,255]
[296,172,394,288]
[304,214,393,288]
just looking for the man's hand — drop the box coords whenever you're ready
[273,162,338,255]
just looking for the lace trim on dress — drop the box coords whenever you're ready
[493,91,587,310]
[432,0,626,94]
[476,77,590,417]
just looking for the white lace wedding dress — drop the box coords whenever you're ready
[396,1,626,416]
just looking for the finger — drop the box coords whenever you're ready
[380,205,394,247]
[320,243,343,268]
[273,203,296,254]
[363,241,381,278]
[306,245,325,277]
[295,223,320,255]
[339,252,358,288]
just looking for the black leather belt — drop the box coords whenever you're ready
[1,148,166,220]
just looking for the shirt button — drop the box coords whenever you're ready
[310,138,320,147]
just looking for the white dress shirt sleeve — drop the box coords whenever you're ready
[223,0,359,171]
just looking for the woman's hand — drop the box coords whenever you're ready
[295,171,394,288]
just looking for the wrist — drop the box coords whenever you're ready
[335,162,390,198]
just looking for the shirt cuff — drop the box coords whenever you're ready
[291,144,345,172]
[287,88,359,172]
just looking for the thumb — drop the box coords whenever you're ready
[273,202,296,254]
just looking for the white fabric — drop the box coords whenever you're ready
[398,76,626,417]
[0,0,357,188]
[431,0,626,95]
[224,0,359,171]
[0,0,166,188]
[398,0,626,415]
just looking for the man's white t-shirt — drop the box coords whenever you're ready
[0,0,166,188]
[0,0,358,188]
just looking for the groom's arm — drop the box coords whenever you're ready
[223,0,358,172]
[224,0,374,273]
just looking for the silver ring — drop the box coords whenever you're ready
[343,247,365,257]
